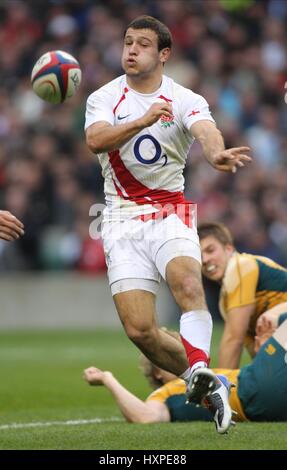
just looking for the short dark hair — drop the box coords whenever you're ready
[198,222,234,246]
[125,15,172,51]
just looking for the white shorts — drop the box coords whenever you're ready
[102,213,201,295]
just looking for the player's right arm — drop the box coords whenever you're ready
[83,367,170,423]
[190,120,251,173]
[86,102,173,154]
[0,211,24,241]
[179,89,251,172]
[218,303,256,368]
[218,254,259,367]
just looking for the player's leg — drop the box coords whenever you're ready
[105,215,232,431]
[151,214,212,381]
[161,245,212,379]
[103,217,188,375]
[113,286,188,375]
[165,256,211,379]
[154,226,232,433]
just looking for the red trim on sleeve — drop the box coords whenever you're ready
[113,87,129,114]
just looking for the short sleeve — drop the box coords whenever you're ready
[146,385,169,403]
[181,92,215,131]
[223,254,259,312]
[85,90,114,130]
[146,379,186,403]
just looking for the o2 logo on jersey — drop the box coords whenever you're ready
[134,134,167,166]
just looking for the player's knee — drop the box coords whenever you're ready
[125,324,155,347]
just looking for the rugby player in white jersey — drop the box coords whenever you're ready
[85,15,251,434]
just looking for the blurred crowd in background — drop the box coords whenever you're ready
[0,0,286,273]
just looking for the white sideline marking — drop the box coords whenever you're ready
[0,417,121,431]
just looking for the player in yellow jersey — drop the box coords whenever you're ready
[84,310,287,424]
[198,222,287,368]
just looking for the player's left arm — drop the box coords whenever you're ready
[218,303,256,368]
[190,120,251,173]
[255,310,287,354]
[83,367,170,423]
[256,302,287,336]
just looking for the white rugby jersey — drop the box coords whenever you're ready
[85,74,214,221]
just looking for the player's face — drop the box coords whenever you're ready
[200,235,234,282]
[122,28,169,77]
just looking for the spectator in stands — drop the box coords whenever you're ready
[0,0,286,271]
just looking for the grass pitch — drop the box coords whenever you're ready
[0,325,286,450]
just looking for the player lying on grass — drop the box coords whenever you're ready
[198,222,287,369]
[0,210,24,241]
[84,306,287,424]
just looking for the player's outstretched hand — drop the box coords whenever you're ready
[213,147,252,173]
[83,366,113,386]
[140,102,173,127]
[254,312,276,354]
[0,210,25,241]
[256,312,277,337]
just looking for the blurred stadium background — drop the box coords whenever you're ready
[0,0,287,327]
[0,0,287,450]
